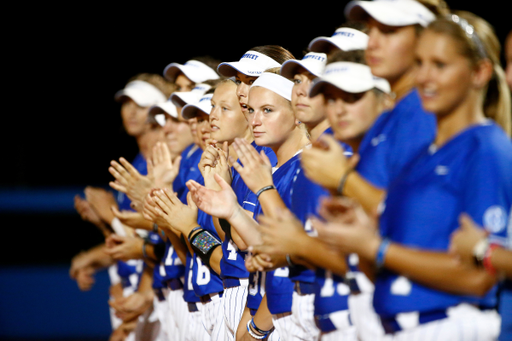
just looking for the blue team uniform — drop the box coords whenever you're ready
[376,122,512,332]
[356,89,436,189]
[290,129,354,332]
[221,142,277,288]
[247,152,302,315]
[191,210,224,298]
[161,144,203,304]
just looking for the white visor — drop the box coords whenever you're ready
[114,80,167,107]
[154,114,166,127]
[281,52,327,79]
[345,0,435,27]
[250,73,294,102]
[217,51,282,78]
[182,93,214,120]
[309,28,369,53]
[170,83,212,108]
[163,60,219,83]
[148,99,179,122]
[309,62,391,96]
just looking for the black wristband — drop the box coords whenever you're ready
[256,185,276,198]
[189,229,222,267]
[153,242,165,261]
[337,169,353,195]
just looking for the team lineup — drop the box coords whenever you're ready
[70,0,512,340]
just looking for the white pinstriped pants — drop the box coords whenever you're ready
[223,284,248,341]
[201,293,225,340]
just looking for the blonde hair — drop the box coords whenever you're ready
[427,11,511,136]
[417,0,450,17]
[128,73,176,98]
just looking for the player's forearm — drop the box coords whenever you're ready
[212,217,226,242]
[293,235,347,275]
[208,247,222,275]
[343,171,385,216]
[383,244,497,296]
[490,247,512,279]
[258,190,287,219]
[137,265,155,294]
[88,244,115,269]
[163,229,188,265]
[252,295,274,331]
[228,205,262,249]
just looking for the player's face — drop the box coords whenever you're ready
[162,109,194,157]
[195,112,211,150]
[291,71,325,125]
[188,117,199,145]
[210,82,250,144]
[141,123,165,153]
[120,98,150,137]
[322,84,383,143]
[415,30,475,117]
[366,18,418,84]
[505,32,512,90]
[247,86,296,148]
[176,74,195,92]
[235,71,258,114]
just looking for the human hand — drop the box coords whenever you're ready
[301,134,359,191]
[70,251,93,279]
[109,157,154,211]
[250,208,308,257]
[245,252,273,272]
[312,196,380,260]
[142,190,171,230]
[111,207,153,230]
[186,174,239,220]
[152,189,198,235]
[200,141,232,190]
[449,213,488,265]
[85,187,117,224]
[75,266,96,291]
[74,195,104,227]
[104,234,144,262]
[109,290,153,322]
[230,138,273,194]
[151,142,181,189]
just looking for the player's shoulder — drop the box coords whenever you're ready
[466,121,512,161]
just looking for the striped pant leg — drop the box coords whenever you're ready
[272,312,293,341]
[223,285,249,341]
[290,292,321,340]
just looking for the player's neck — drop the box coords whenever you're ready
[308,119,331,142]
[389,67,416,103]
[434,92,486,147]
[272,127,310,167]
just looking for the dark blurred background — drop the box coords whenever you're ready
[0,2,509,340]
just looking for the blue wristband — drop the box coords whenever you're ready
[375,238,391,270]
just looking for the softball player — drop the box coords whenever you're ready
[215,46,293,341]
[311,11,511,341]
[110,75,169,340]
[185,71,309,340]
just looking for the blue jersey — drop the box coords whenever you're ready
[191,210,224,296]
[162,144,201,284]
[375,122,512,317]
[221,143,277,281]
[356,89,436,189]
[247,152,302,314]
[173,144,202,202]
[167,144,203,302]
